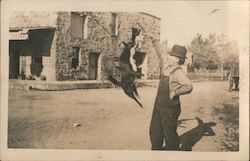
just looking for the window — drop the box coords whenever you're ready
[71,12,88,39]
[111,13,118,36]
[72,47,80,69]
[132,28,140,44]
[83,15,88,39]
[133,52,146,79]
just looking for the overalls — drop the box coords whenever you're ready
[150,74,181,150]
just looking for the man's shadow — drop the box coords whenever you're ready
[178,117,216,151]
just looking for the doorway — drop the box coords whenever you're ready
[31,56,43,77]
[133,52,146,79]
[89,52,100,80]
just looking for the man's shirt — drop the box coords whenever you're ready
[164,65,193,97]
[152,40,193,98]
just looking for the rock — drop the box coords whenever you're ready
[24,84,32,91]
[72,123,81,127]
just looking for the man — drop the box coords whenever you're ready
[150,39,193,150]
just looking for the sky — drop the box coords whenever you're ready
[146,1,249,48]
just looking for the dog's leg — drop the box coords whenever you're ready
[134,86,139,96]
[107,75,122,87]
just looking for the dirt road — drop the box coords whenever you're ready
[8,81,239,151]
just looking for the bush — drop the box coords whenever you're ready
[213,102,239,151]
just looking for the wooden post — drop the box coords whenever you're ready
[220,61,224,80]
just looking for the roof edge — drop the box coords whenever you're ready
[9,26,56,31]
[139,12,161,20]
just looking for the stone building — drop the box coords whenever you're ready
[9,11,161,81]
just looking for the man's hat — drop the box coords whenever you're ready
[170,45,187,59]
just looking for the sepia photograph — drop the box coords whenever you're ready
[1,0,249,161]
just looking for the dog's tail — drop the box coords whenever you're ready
[133,96,143,108]
[126,91,143,108]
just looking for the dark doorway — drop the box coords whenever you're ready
[31,56,43,77]
[133,52,146,79]
[89,52,100,80]
[9,49,20,79]
[132,28,140,44]
[72,47,80,69]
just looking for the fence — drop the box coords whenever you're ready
[187,70,226,81]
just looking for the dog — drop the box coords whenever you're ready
[107,31,144,107]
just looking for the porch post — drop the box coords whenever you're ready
[25,56,32,76]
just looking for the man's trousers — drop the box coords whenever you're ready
[149,104,181,150]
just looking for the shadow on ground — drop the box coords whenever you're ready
[178,117,216,151]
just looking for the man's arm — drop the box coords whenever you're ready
[151,39,164,74]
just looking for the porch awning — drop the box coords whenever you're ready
[9,26,56,40]
[9,29,29,40]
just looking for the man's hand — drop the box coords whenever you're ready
[169,90,176,100]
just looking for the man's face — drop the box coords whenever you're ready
[166,55,179,67]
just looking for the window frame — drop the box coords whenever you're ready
[111,13,118,37]
[71,12,88,39]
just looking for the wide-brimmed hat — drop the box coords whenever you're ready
[170,45,187,59]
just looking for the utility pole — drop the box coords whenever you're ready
[220,60,224,80]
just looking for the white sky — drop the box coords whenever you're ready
[146,1,249,48]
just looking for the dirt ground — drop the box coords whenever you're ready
[8,81,239,151]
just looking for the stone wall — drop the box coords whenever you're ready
[55,12,161,81]
[56,12,74,80]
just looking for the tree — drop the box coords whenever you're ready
[214,35,239,79]
[188,33,217,70]
[188,33,239,80]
